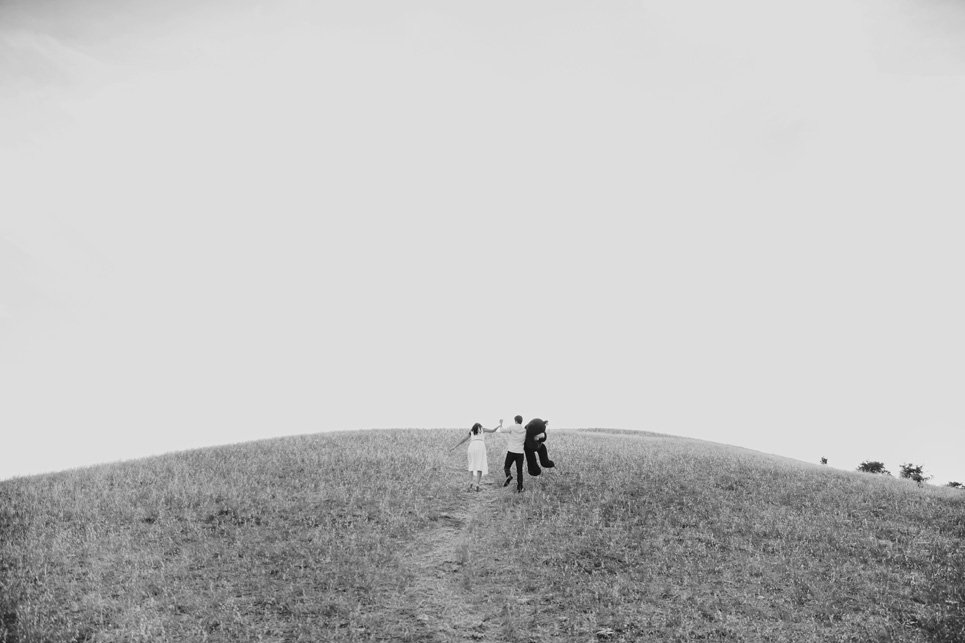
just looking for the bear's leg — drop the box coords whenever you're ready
[524,447,542,477]
[536,443,555,469]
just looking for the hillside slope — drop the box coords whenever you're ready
[1,429,963,642]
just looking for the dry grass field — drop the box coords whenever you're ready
[1,429,963,642]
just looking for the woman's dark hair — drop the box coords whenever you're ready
[471,422,482,435]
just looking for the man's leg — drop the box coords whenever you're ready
[513,453,524,491]
[503,452,515,487]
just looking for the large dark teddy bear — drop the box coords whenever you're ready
[523,418,555,476]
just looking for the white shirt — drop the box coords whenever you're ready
[499,422,526,454]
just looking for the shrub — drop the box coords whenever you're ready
[899,463,931,485]
[820,457,828,465]
[946,481,963,489]
[857,461,890,475]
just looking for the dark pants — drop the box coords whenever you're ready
[503,452,524,490]
[524,442,555,477]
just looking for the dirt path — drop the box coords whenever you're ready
[400,476,507,643]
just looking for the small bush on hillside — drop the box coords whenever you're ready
[820,457,828,465]
[945,481,963,489]
[857,460,890,475]
[899,463,931,485]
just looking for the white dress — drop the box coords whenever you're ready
[467,433,488,474]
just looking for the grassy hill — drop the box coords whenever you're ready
[1,429,963,642]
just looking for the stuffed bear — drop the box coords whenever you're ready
[523,417,555,476]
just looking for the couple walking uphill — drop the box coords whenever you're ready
[451,415,555,492]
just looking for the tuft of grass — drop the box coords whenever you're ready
[2,429,963,642]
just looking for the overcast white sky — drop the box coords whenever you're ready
[2,0,964,484]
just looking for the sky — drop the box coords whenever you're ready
[2,0,964,484]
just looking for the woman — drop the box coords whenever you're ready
[451,422,500,491]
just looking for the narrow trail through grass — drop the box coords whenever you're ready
[401,478,504,642]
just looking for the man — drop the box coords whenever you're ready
[523,417,554,477]
[497,415,527,492]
